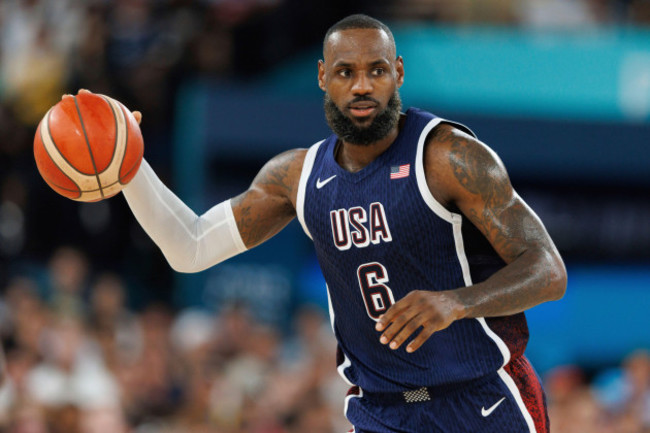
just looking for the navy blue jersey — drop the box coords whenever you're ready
[296,108,529,393]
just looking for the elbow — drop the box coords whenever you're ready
[167,259,206,274]
[162,236,207,274]
[165,251,206,274]
[548,254,568,301]
[169,263,198,274]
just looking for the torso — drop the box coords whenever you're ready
[296,108,529,392]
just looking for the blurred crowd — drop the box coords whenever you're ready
[1,0,650,432]
[546,352,650,433]
[0,246,351,433]
[383,0,650,26]
[0,246,649,432]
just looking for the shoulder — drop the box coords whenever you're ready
[423,123,509,207]
[251,148,309,206]
[266,148,309,174]
[426,122,483,153]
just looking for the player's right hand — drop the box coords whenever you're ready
[375,289,465,353]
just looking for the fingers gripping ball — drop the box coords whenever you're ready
[34,92,144,202]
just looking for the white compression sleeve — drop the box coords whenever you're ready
[122,159,247,273]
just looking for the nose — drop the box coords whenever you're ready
[351,72,372,95]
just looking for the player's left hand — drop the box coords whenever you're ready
[74,89,143,125]
[375,290,465,353]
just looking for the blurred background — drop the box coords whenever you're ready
[0,0,649,432]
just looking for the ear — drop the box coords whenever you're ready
[395,56,405,88]
[318,60,326,92]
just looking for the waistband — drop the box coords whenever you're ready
[361,371,499,405]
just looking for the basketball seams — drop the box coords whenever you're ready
[35,93,144,202]
[98,95,120,174]
[97,96,129,185]
[116,103,137,185]
[60,177,133,193]
[73,95,104,198]
[40,110,100,199]
[117,102,129,183]
[117,104,130,183]
[37,112,81,195]
[40,106,120,201]
[118,157,142,186]
[43,110,96,179]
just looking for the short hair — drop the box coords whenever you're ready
[323,14,395,55]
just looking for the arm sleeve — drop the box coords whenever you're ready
[122,159,247,273]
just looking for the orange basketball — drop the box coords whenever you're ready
[34,92,144,202]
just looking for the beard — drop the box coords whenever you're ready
[324,91,402,146]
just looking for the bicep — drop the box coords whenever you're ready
[231,149,306,249]
[459,191,551,264]
[428,129,552,263]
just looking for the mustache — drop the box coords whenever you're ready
[348,95,381,106]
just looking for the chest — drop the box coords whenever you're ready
[305,162,437,252]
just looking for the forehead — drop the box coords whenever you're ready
[324,28,394,64]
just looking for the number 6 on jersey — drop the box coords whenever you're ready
[357,262,396,320]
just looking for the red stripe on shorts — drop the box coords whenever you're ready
[504,356,550,433]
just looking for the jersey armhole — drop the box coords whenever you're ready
[414,117,455,223]
[295,140,324,240]
[414,118,478,224]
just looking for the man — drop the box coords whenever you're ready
[116,14,567,433]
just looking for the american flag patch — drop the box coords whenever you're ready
[390,164,410,179]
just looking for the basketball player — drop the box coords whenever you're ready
[111,14,567,433]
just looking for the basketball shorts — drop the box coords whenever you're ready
[344,355,549,433]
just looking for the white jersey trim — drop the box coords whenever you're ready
[415,117,512,366]
[343,386,363,425]
[337,353,356,387]
[327,283,356,387]
[326,283,335,332]
[296,140,324,240]
[452,220,511,366]
[414,117,453,223]
[498,368,537,433]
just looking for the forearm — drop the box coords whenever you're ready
[122,159,247,272]
[455,248,567,318]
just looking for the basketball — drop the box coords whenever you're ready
[33,92,144,202]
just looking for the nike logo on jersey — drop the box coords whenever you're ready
[481,397,506,417]
[316,175,337,189]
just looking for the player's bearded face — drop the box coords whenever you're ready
[324,91,402,146]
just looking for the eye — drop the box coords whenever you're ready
[372,68,385,76]
[338,68,351,78]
